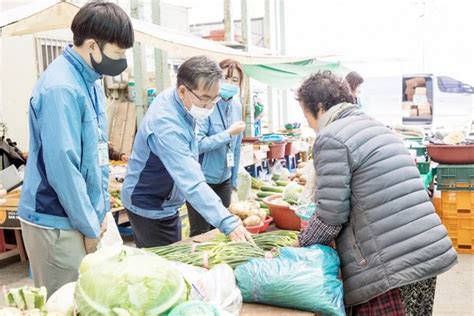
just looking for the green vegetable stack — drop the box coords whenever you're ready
[4,286,47,311]
[148,230,299,269]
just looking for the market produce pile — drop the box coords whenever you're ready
[3,286,47,312]
[228,200,268,228]
[75,246,189,315]
[147,230,299,269]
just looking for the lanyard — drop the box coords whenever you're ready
[63,51,100,125]
[216,102,233,151]
[216,102,231,129]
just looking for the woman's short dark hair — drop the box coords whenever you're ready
[296,71,353,118]
[345,71,364,92]
[71,1,134,49]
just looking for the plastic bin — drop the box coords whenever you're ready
[285,142,298,156]
[440,191,474,218]
[427,144,474,164]
[263,195,301,230]
[436,165,474,190]
[267,142,287,160]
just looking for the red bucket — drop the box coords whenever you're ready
[267,142,287,160]
[263,195,301,230]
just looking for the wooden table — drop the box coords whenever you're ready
[180,230,313,316]
[0,190,27,262]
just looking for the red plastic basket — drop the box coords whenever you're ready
[263,195,301,230]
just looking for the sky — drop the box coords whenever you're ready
[180,0,474,85]
[3,0,472,84]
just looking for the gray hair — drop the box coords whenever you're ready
[177,56,223,91]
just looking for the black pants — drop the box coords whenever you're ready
[126,210,181,248]
[186,179,232,237]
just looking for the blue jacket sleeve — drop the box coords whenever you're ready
[38,86,101,238]
[196,117,232,154]
[231,132,243,188]
[148,129,239,235]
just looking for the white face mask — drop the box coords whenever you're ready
[188,104,214,120]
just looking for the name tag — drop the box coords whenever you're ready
[226,150,235,168]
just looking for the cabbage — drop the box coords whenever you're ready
[169,301,220,316]
[75,246,189,315]
[283,182,303,205]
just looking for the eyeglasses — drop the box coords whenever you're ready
[183,84,221,106]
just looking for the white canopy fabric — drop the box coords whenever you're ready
[1,1,334,65]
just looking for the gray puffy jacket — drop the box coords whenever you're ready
[313,107,457,306]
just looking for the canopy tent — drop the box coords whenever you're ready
[243,59,350,88]
[1,1,335,65]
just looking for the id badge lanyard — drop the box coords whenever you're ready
[217,102,234,168]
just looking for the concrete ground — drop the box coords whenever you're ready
[1,254,473,314]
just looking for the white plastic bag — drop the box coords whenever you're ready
[98,212,123,249]
[298,160,317,204]
[45,282,76,315]
[173,262,243,316]
[237,167,252,201]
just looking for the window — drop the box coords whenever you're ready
[437,76,464,93]
[35,37,70,75]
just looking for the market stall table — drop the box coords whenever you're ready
[179,229,313,316]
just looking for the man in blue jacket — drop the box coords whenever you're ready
[122,56,252,247]
[18,1,134,296]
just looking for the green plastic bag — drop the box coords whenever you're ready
[234,245,345,315]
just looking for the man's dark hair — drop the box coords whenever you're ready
[177,56,223,91]
[345,71,364,92]
[71,1,134,49]
[296,71,353,118]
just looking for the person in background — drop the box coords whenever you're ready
[295,71,457,315]
[253,95,264,136]
[108,142,129,162]
[345,71,364,106]
[187,59,246,237]
[121,56,253,248]
[18,1,134,296]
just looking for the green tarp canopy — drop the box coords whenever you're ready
[242,59,349,89]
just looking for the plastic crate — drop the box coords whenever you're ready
[440,191,474,218]
[433,196,442,218]
[404,136,424,144]
[411,144,427,157]
[437,165,474,190]
[447,234,474,254]
[417,162,430,174]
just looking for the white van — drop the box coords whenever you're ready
[360,74,474,127]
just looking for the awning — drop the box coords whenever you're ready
[243,59,350,88]
[1,1,335,65]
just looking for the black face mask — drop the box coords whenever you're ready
[90,45,127,76]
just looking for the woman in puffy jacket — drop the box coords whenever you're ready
[295,71,457,315]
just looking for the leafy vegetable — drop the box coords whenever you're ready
[75,246,189,315]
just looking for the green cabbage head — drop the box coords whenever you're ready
[75,246,189,315]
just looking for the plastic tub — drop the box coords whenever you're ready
[285,142,298,156]
[427,144,474,164]
[259,216,273,233]
[245,222,264,234]
[263,195,301,230]
[267,142,287,160]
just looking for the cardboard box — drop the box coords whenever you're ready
[414,87,427,95]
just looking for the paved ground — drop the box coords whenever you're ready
[1,253,473,314]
